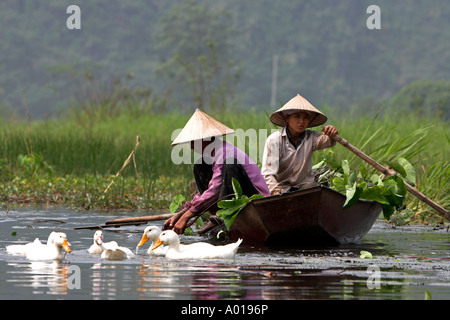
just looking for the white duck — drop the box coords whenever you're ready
[101,240,135,260]
[153,230,243,260]
[88,230,108,254]
[137,226,167,256]
[25,232,71,261]
[87,230,134,260]
[6,237,43,255]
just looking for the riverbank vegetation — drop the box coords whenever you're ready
[0,101,448,225]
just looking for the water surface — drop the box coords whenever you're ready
[0,209,449,300]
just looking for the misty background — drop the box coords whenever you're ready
[0,0,449,119]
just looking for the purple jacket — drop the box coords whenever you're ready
[181,141,270,215]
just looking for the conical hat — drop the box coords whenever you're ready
[270,94,327,127]
[171,109,235,146]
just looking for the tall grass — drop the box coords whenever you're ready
[0,106,448,222]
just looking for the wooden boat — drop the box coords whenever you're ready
[228,185,382,246]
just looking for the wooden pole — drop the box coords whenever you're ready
[105,213,173,225]
[332,134,450,221]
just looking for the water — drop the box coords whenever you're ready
[0,208,449,300]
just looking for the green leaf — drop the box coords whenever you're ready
[312,160,326,170]
[332,177,345,191]
[216,181,265,230]
[217,197,248,209]
[387,160,407,178]
[231,177,242,198]
[360,250,373,259]
[387,158,416,186]
[217,207,244,230]
[169,194,185,213]
[398,157,416,186]
[249,194,265,200]
[343,182,363,209]
[348,172,357,186]
[359,164,367,179]
[361,186,390,204]
[394,175,407,197]
[341,160,350,174]
[424,290,432,300]
[381,203,395,221]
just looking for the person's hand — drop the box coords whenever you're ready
[322,125,338,137]
[171,210,196,234]
[270,188,283,196]
[162,211,184,231]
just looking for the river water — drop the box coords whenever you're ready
[0,208,449,300]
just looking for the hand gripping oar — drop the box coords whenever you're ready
[332,134,450,221]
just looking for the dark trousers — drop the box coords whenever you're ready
[193,159,259,214]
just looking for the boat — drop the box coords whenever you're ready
[227,185,382,246]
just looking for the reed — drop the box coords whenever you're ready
[0,107,448,222]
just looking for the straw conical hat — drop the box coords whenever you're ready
[171,109,235,146]
[270,94,327,127]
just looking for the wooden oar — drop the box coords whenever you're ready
[104,213,173,225]
[332,134,450,221]
[73,213,173,230]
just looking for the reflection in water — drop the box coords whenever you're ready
[1,211,449,300]
[7,261,70,296]
[3,252,450,300]
[135,261,249,299]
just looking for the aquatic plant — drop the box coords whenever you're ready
[216,178,264,230]
[0,107,447,222]
[314,157,414,220]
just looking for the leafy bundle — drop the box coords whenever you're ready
[314,157,416,220]
[216,178,264,230]
[216,157,416,230]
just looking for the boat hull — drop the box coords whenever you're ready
[228,185,382,246]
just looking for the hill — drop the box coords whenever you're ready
[0,0,449,118]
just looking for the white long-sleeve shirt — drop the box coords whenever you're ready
[262,127,335,194]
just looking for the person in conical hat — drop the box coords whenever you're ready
[262,94,338,195]
[170,108,236,146]
[164,109,270,235]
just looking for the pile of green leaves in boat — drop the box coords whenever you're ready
[217,157,416,229]
[313,156,416,220]
[216,178,264,230]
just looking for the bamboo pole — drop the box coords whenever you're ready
[332,134,450,221]
[105,213,173,225]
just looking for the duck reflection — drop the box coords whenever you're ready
[7,261,70,296]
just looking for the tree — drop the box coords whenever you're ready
[156,0,242,111]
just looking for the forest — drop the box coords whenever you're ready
[0,0,449,119]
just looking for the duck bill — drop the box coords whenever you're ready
[137,234,149,247]
[96,236,103,245]
[152,238,163,250]
[62,240,71,253]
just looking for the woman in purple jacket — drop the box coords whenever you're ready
[164,109,270,235]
